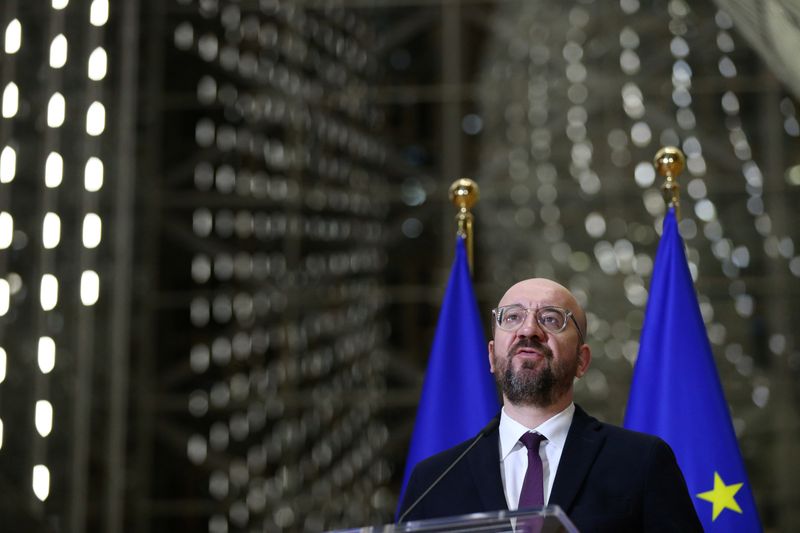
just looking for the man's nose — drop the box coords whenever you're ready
[517,312,545,340]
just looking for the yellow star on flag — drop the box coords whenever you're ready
[696,472,744,521]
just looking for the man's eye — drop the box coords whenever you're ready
[504,312,523,323]
[540,312,563,327]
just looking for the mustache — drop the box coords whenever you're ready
[509,338,553,359]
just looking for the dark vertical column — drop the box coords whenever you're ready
[132,0,167,531]
[440,2,462,259]
[105,0,141,530]
[761,75,797,531]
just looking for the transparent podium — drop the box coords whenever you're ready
[329,506,579,533]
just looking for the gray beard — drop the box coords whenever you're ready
[493,342,577,408]
[501,358,560,407]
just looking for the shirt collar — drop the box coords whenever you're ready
[498,403,575,460]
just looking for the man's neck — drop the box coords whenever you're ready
[502,394,573,429]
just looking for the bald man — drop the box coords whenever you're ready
[398,279,702,532]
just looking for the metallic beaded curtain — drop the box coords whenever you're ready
[471,0,800,528]
[0,0,134,532]
[151,1,395,532]
[152,0,800,530]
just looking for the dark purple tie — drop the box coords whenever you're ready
[518,432,547,510]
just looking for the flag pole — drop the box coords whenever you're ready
[654,146,685,219]
[448,178,480,275]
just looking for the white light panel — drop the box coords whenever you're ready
[43,212,61,249]
[35,400,53,437]
[47,92,66,128]
[32,465,50,501]
[45,152,64,188]
[82,213,101,248]
[2,82,19,118]
[38,337,56,374]
[86,101,105,135]
[4,19,21,54]
[52,0,69,9]
[40,274,58,311]
[49,34,68,68]
[0,347,6,383]
[0,212,13,249]
[90,0,110,26]
[0,146,16,183]
[88,47,107,80]
[80,270,100,306]
[84,157,104,191]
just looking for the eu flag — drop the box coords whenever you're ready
[397,236,500,511]
[624,208,761,531]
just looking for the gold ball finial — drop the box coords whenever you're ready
[653,146,685,179]
[449,178,480,211]
[653,146,685,218]
[449,178,479,274]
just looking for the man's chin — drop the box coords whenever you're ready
[515,357,546,372]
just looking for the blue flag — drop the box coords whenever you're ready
[624,208,761,531]
[397,236,500,511]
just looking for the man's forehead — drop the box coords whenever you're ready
[498,279,572,307]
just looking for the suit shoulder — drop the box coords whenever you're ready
[572,405,673,451]
[604,422,671,445]
[591,418,678,459]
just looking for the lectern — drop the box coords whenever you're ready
[328,506,579,533]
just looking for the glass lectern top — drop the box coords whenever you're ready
[327,505,579,533]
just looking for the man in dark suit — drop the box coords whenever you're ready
[398,279,702,532]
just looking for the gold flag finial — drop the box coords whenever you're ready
[448,178,479,274]
[654,146,685,219]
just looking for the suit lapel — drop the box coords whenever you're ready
[549,404,605,513]
[466,418,508,512]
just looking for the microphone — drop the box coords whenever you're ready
[397,416,500,524]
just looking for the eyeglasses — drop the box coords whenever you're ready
[492,305,585,344]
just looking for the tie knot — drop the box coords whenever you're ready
[519,432,546,450]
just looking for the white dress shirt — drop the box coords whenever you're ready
[498,402,575,510]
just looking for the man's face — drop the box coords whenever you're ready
[488,279,590,408]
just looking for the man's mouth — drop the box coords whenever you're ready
[509,340,553,360]
[515,347,544,358]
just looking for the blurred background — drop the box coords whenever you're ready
[0,0,799,531]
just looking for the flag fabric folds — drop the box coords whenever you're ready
[398,236,500,509]
[624,208,761,532]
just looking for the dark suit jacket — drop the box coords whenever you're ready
[398,405,702,532]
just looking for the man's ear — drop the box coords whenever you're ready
[575,344,592,378]
[487,340,496,373]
